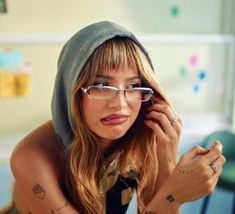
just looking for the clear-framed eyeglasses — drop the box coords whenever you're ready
[81,85,153,102]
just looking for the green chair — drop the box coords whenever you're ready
[200,130,235,214]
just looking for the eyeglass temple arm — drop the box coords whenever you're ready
[80,87,87,93]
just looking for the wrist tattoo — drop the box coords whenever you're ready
[33,183,46,199]
[166,194,175,203]
[50,202,69,213]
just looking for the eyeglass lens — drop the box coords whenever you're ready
[88,86,152,101]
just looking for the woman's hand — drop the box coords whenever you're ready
[144,96,183,174]
[163,142,225,204]
[143,142,226,214]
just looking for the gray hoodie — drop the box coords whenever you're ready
[51,21,153,147]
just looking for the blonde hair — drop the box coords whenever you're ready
[63,37,169,213]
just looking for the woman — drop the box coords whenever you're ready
[9,21,225,214]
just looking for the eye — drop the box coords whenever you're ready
[127,83,141,89]
[92,82,108,87]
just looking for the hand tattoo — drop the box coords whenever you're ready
[177,168,194,174]
[32,183,46,199]
[166,194,175,203]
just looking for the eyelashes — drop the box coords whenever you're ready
[128,83,141,88]
[92,82,108,87]
[91,81,142,88]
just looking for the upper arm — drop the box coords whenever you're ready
[10,122,79,214]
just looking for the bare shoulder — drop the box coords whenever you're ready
[11,120,64,157]
[10,121,78,213]
[10,120,64,179]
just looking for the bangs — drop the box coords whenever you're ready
[89,37,140,74]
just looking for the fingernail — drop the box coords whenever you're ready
[213,141,223,151]
[214,141,220,146]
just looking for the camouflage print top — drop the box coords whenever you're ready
[99,151,139,214]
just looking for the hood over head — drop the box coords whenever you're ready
[51,21,153,147]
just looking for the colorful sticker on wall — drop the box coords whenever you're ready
[189,55,198,66]
[179,54,208,95]
[179,66,188,77]
[198,70,207,80]
[170,5,180,17]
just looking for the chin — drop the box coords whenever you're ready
[101,128,128,140]
[106,132,126,140]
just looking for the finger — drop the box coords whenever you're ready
[148,103,183,131]
[208,155,226,176]
[151,96,181,126]
[207,176,219,195]
[175,116,183,127]
[144,119,166,137]
[181,146,210,161]
[170,117,182,135]
[201,141,223,165]
[151,95,166,105]
[146,111,174,134]
[148,103,175,120]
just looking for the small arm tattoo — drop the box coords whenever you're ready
[50,202,69,213]
[33,183,46,199]
[166,194,175,203]
[144,195,175,214]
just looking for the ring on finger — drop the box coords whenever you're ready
[210,163,218,174]
[169,116,179,126]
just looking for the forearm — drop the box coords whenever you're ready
[141,185,181,214]
[154,163,175,194]
[13,180,79,214]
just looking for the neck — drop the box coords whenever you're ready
[101,138,116,152]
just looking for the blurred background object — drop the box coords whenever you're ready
[0,0,235,213]
[200,130,235,214]
[0,0,7,13]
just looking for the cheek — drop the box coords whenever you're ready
[82,98,94,111]
[81,96,105,128]
[82,97,96,120]
[131,103,142,118]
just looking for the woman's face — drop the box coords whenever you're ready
[81,67,142,150]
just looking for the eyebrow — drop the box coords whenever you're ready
[95,73,141,81]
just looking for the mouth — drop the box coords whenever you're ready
[101,114,129,125]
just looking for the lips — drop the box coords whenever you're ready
[101,114,129,125]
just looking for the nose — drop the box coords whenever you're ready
[108,90,128,109]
